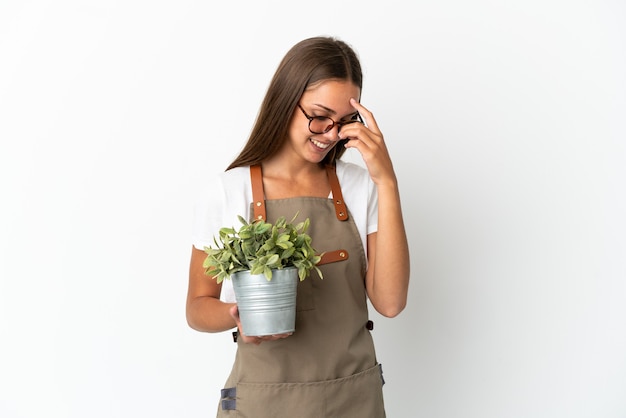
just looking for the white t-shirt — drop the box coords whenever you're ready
[191,159,378,302]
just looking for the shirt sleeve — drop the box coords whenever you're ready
[335,160,378,257]
[190,167,252,303]
[191,174,227,251]
[192,167,253,250]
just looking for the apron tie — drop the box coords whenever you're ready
[220,387,237,410]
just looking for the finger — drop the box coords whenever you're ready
[339,122,378,151]
[229,305,256,343]
[350,98,379,133]
[229,305,241,324]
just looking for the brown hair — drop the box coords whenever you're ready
[226,36,363,171]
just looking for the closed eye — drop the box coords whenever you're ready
[341,112,363,125]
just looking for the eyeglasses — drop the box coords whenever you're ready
[298,104,363,134]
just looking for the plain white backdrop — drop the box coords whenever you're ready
[1,1,625,417]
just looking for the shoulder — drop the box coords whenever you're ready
[219,166,250,186]
[336,159,367,176]
[336,160,372,190]
[209,166,251,197]
[192,166,252,249]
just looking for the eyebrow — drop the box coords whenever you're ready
[311,103,359,120]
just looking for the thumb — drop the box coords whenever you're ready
[229,304,240,321]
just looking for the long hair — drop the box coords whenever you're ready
[226,36,363,171]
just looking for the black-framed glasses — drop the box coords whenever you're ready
[298,104,363,134]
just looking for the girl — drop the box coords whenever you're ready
[187,36,410,417]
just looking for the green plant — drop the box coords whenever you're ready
[203,214,323,283]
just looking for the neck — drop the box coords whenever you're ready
[261,159,325,181]
[259,160,331,200]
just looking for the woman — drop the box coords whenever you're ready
[187,36,410,417]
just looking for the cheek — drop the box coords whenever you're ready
[289,121,309,139]
[287,114,306,137]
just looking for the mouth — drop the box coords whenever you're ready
[310,138,331,150]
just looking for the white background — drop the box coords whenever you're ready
[1,1,625,417]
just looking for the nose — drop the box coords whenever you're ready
[321,124,341,142]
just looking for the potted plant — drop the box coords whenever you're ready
[203,214,323,336]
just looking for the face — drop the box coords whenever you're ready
[286,79,361,164]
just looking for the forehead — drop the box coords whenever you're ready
[302,80,361,106]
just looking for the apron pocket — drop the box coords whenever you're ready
[230,364,385,418]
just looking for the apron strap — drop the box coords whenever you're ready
[325,164,349,221]
[249,163,349,267]
[250,164,266,221]
[250,164,349,222]
[247,164,348,268]
[317,249,349,265]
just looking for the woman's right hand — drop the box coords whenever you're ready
[229,305,293,345]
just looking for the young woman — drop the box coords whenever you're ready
[187,36,410,417]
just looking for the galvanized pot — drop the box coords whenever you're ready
[231,267,298,337]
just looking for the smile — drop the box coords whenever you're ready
[310,138,331,149]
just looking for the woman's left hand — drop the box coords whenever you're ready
[339,98,396,186]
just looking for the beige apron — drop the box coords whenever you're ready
[217,164,385,418]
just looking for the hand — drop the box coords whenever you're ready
[339,98,397,187]
[229,305,293,345]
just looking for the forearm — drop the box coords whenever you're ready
[186,296,237,333]
[186,246,238,332]
[367,180,410,317]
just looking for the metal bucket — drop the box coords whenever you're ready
[231,267,298,337]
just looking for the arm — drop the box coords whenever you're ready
[187,245,295,344]
[364,185,410,317]
[340,98,410,317]
[186,246,236,332]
